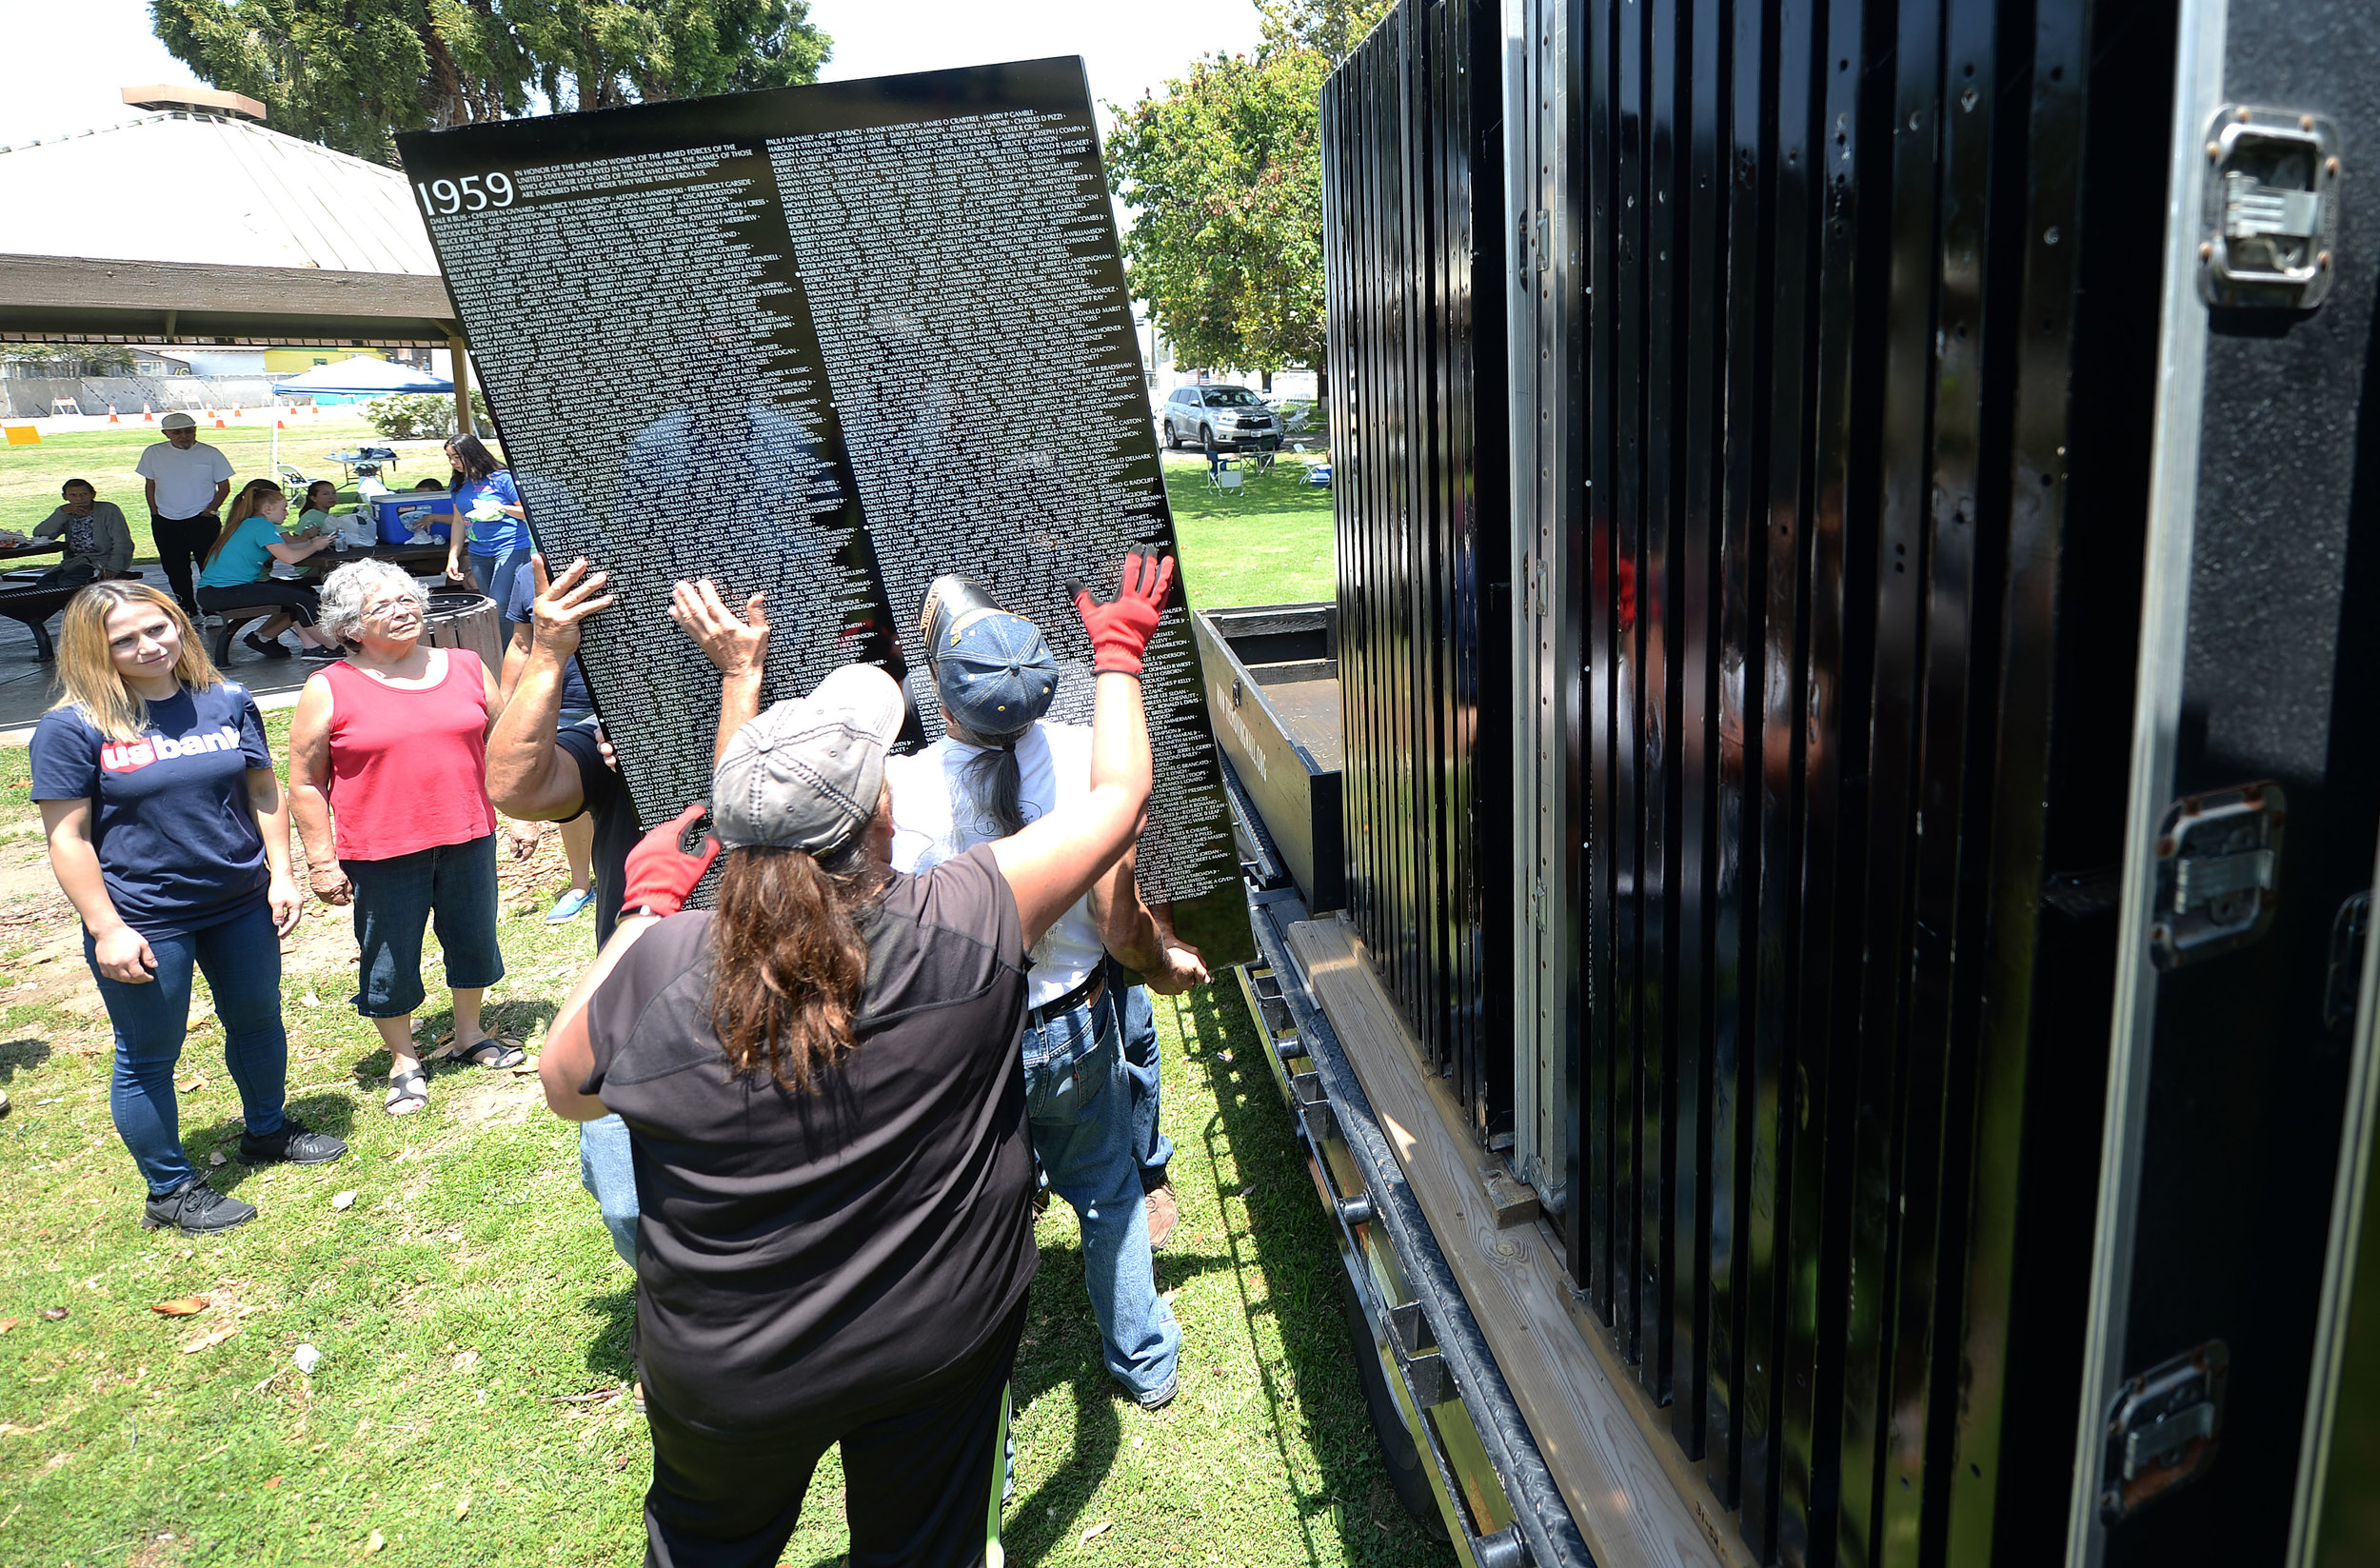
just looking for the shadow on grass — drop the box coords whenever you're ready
[0,1036,52,1081]
[340,995,560,1087]
[583,1282,637,1383]
[1171,980,1452,1566]
[186,1090,358,1192]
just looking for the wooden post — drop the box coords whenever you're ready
[448,330,474,436]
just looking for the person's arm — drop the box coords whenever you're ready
[208,478,230,515]
[101,506,134,574]
[39,799,156,982]
[248,767,303,936]
[30,507,66,542]
[287,674,349,905]
[143,476,157,515]
[486,555,611,821]
[500,616,533,706]
[989,551,1176,949]
[263,531,334,564]
[1086,848,1208,995]
[477,649,504,740]
[666,578,770,762]
[537,914,658,1121]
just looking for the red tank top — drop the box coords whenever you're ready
[321,648,497,862]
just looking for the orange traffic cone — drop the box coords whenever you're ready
[213,415,227,428]
[142,403,154,422]
[233,406,245,419]
[108,405,120,423]
[275,417,287,429]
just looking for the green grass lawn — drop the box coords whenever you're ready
[0,705,1438,1565]
[1162,452,1335,611]
[0,417,458,562]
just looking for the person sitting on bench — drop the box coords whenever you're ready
[194,480,345,663]
[25,479,136,589]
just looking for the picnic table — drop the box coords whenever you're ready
[0,540,66,589]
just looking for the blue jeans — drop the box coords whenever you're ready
[1026,987,1180,1402]
[88,900,289,1197]
[468,545,533,616]
[580,1114,639,1265]
[345,834,505,1017]
[1111,967,1172,1190]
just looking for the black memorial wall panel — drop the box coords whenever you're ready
[1522,0,2171,1561]
[394,61,1251,965]
[1320,0,1513,1141]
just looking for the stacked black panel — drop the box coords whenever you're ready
[1558,0,2172,1563]
[1319,0,1512,1140]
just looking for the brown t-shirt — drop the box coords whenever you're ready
[582,843,1035,1435]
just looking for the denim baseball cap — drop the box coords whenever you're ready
[711,665,903,853]
[932,606,1059,741]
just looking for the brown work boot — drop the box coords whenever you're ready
[1144,1181,1179,1249]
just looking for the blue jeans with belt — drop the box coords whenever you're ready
[1026,986,1180,1403]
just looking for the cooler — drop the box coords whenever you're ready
[370,490,456,544]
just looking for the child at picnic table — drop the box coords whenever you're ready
[194,478,347,663]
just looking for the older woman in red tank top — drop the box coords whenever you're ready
[288,560,520,1117]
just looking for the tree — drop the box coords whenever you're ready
[150,0,829,168]
[0,344,137,375]
[1102,0,1386,389]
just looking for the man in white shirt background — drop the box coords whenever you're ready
[887,574,1205,1410]
[136,411,234,614]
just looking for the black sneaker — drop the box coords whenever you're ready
[142,1178,257,1234]
[243,632,293,660]
[240,1118,348,1166]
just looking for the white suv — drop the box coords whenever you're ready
[1160,385,1281,451]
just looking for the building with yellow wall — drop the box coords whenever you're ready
[260,347,389,373]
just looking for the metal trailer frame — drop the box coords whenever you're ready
[1230,858,1590,1568]
[1306,0,2380,1560]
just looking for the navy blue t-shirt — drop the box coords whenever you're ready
[504,566,595,713]
[30,684,273,939]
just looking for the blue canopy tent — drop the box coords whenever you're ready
[268,356,454,472]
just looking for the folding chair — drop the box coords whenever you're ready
[1205,460,1246,495]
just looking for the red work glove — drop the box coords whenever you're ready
[621,804,721,921]
[1070,547,1177,676]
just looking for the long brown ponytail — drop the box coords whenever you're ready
[708,842,883,1092]
[205,479,283,566]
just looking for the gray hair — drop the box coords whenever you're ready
[318,559,430,645]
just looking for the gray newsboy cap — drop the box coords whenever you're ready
[711,664,904,853]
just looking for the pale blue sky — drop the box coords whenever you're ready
[0,0,1265,149]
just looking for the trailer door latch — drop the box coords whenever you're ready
[2201,106,2342,309]
[2150,783,2283,968]
[2098,1340,2229,1523]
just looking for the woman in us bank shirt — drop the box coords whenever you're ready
[31,583,347,1237]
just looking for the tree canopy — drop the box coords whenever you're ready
[150,0,830,167]
[1102,0,1386,383]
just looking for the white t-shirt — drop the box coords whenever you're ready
[887,720,1105,1011]
[135,440,235,520]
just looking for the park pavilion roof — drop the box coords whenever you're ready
[0,109,456,346]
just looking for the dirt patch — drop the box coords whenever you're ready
[449,1076,540,1127]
